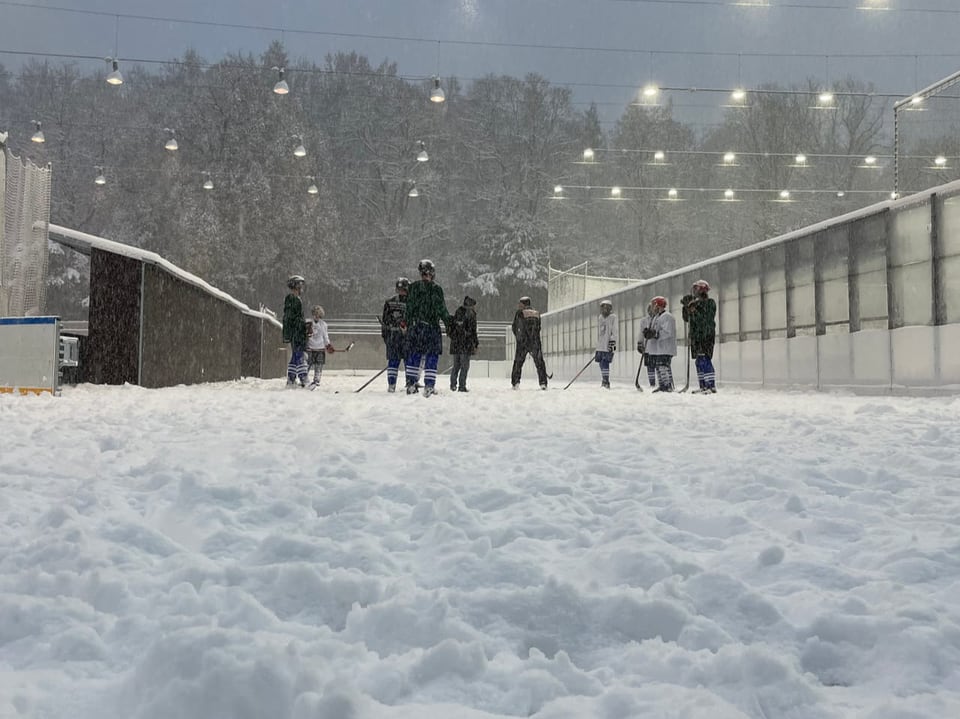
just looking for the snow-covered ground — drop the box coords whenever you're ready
[2,373,960,719]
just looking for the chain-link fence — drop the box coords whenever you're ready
[1,148,53,316]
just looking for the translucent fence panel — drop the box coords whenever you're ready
[938,193,960,324]
[718,261,739,342]
[889,202,933,328]
[850,214,888,331]
[740,253,762,340]
[787,237,816,336]
[762,245,787,338]
[818,226,850,335]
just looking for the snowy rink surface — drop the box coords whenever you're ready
[2,373,960,719]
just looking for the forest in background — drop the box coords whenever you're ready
[2,41,956,321]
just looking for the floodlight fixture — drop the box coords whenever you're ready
[202,171,214,190]
[163,128,178,151]
[31,120,44,143]
[272,66,289,95]
[94,166,106,185]
[105,57,123,86]
[430,77,445,103]
[417,141,429,162]
[408,183,419,198]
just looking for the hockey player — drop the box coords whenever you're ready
[381,277,409,392]
[403,259,451,397]
[643,296,677,392]
[305,305,332,389]
[636,300,657,388]
[595,299,618,388]
[282,275,309,387]
[682,279,717,393]
[511,296,548,389]
[449,296,479,392]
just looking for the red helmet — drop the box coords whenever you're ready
[651,296,667,310]
[692,279,710,293]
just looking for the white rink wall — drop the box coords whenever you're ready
[534,179,960,394]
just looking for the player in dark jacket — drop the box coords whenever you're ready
[681,279,717,393]
[381,277,409,392]
[403,259,451,397]
[282,274,308,387]
[448,296,479,392]
[511,296,548,390]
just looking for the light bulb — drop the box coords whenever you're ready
[106,58,123,86]
[430,77,445,103]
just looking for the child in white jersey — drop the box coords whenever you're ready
[305,305,332,389]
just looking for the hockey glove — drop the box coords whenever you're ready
[325,343,335,353]
[637,340,644,353]
[608,340,616,352]
[642,327,656,340]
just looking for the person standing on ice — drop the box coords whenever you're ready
[682,279,717,393]
[381,277,409,393]
[448,295,479,392]
[403,259,451,397]
[636,300,657,388]
[595,299,618,388]
[643,296,677,392]
[510,296,548,390]
[282,275,309,388]
[305,305,332,389]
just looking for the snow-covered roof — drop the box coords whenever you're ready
[46,223,280,327]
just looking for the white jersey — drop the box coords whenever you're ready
[646,311,677,357]
[596,312,618,352]
[306,318,331,351]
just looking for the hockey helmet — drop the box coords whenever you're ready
[651,296,667,310]
[287,274,305,290]
[518,296,532,307]
[692,279,710,294]
[396,277,410,291]
[418,259,436,277]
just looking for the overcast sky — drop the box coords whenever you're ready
[3,0,960,129]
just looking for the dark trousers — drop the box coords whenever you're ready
[451,353,471,389]
[511,344,548,386]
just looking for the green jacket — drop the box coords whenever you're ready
[404,280,451,329]
[683,295,716,343]
[282,292,306,346]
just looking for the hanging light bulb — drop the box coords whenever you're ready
[105,57,123,86]
[31,120,45,143]
[934,155,948,167]
[430,77,445,103]
[408,183,419,198]
[583,148,594,162]
[653,150,666,163]
[293,138,307,157]
[272,66,289,95]
[667,188,678,200]
[836,190,846,198]
[202,172,214,190]
[724,189,735,200]
[731,88,746,102]
[416,141,429,162]
[163,128,178,151]
[779,190,791,200]
[307,177,319,195]
[818,91,834,106]
[723,151,737,164]
[94,166,106,185]
[864,155,877,166]
[794,153,807,166]
[553,185,563,196]
[610,186,621,198]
